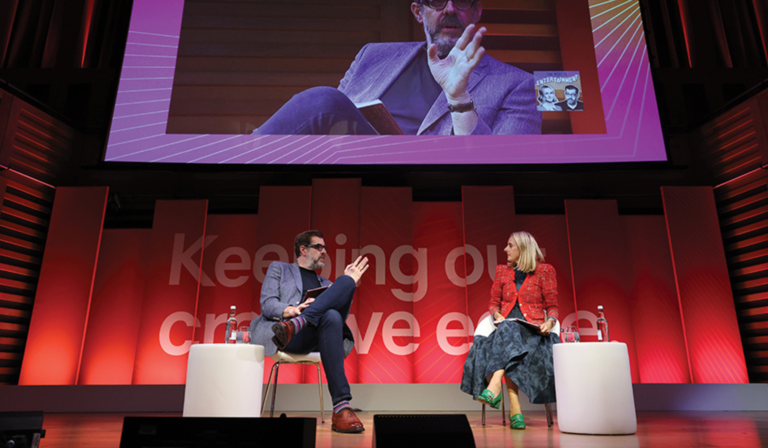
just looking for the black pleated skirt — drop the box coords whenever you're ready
[460,305,560,404]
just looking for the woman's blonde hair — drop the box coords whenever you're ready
[537,84,555,105]
[510,231,545,273]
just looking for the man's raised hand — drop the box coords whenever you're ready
[427,23,487,103]
[344,256,370,286]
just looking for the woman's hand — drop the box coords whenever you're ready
[344,256,370,286]
[539,319,555,336]
[492,312,504,326]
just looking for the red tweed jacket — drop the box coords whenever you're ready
[488,263,559,325]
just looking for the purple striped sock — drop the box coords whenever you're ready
[291,315,307,333]
[333,401,350,414]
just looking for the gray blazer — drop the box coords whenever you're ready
[250,261,354,357]
[338,41,542,135]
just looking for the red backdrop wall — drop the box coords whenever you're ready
[20,182,748,385]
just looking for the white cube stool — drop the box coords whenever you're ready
[554,342,637,435]
[183,343,265,417]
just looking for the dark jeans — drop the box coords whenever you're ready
[252,86,377,135]
[283,275,356,404]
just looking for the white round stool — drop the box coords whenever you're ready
[183,343,265,417]
[554,342,637,435]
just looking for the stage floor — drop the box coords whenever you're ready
[38,410,768,447]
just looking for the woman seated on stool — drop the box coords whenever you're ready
[461,231,560,429]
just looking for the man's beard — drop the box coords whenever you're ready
[425,15,466,59]
[307,257,324,270]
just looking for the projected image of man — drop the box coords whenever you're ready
[253,0,541,136]
[556,85,584,111]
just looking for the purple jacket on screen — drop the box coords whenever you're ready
[338,41,542,135]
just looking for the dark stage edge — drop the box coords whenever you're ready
[1,384,767,413]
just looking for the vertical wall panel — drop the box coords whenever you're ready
[662,186,749,383]
[697,95,768,186]
[1,97,75,185]
[0,97,20,167]
[18,186,108,385]
[0,177,8,214]
[0,1,19,67]
[461,186,516,326]
[357,187,413,383]
[753,0,768,62]
[565,200,639,381]
[131,200,208,385]
[0,90,11,149]
[713,171,768,382]
[0,171,55,385]
[0,176,13,383]
[254,186,311,384]
[78,229,149,385]
[623,215,691,383]
[196,214,258,345]
[413,202,466,383]
[310,179,361,384]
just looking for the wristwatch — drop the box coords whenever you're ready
[447,98,475,113]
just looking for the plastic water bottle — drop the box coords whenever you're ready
[225,306,238,344]
[596,305,609,342]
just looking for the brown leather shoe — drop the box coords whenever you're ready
[332,408,365,433]
[271,321,295,350]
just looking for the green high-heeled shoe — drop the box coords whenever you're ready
[477,389,501,409]
[509,413,526,429]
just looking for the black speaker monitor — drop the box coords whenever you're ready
[120,416,316,448]
[0,411,45,448]
[373,414,476,448]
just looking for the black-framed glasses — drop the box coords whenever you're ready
[421,0,478,11]
[306,243,328,252]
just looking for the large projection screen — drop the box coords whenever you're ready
[103,0,667,165]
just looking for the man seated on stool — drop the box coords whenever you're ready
[251,230,370,433]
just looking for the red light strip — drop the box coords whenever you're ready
[714,166,764,189]
[80,0,96,68]
[661,188,695,383]
[677,0,694,67]
[0,163,56,189]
